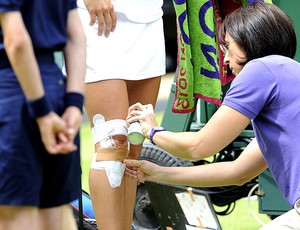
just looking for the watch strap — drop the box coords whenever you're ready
[150,126,166,145]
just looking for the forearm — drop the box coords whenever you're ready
[64,43,86,93]
[157,162,242,187]
[150,125,232,160]
[63,9,86,94]
[156,139,268,187]
[130,104,250,161]
[151,131,210,160]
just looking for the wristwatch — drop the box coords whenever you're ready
[150,126,166,145]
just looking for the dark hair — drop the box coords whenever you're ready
[219,2,297,65]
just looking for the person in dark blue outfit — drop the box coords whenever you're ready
[0,0,86,229]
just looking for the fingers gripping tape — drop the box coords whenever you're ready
[92,114,128,148]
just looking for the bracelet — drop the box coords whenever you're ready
[64,92,84,113]
[150,126,166,145]
[27,96,52,118]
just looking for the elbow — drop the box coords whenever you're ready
[184,146,203,161]
[231,168,254,186]
[222,161,255,186]
[187,145,216,161]
[72,32,86,47]
[185,150,211,161]
[4,32,31,55]
[234,177,251,186]
[186,136,220,160]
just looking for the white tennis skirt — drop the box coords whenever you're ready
[78,8,166,83]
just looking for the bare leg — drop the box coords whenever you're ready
[0,206,40,230]
[124,77,161,228]
[86,79,132,230]
[85,77,161,230]
[39,204,77,230]
[0,204,76,230]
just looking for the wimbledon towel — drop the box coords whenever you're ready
[172,0,220,113]
[172,0,272,114]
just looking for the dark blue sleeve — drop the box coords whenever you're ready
[70,0,77,10]
[1,0,78,52]
[0,0,23,12]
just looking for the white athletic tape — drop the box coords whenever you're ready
[92,114,128,147]
[91,154,125,188]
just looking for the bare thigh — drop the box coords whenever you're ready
[39,204,77,230]
[126,77,161,108]
[0,206,39,230]
[84,79,129,125]
[84,77,161,123]
[0,205,76,230]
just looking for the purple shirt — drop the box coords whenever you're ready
[223,55,300,206]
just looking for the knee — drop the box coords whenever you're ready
[92,114,147,161]
[92,114,128,148]
[90,115,130,188]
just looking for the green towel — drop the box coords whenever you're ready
[172,0,220,113]
[172,0,272,114]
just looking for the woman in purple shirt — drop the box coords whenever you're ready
[125,2,300,229]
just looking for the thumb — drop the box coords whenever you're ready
[123,159,142,167]
[54,115,67,130]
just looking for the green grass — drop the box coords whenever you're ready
[79,113,271,229]
[215,200,271,229]
[79,121,93,192]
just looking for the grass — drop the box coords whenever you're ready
[79,121,93,192]
[215,200,271,229]
[79,113,271,229]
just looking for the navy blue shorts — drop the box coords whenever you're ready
[0,54,81,208]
